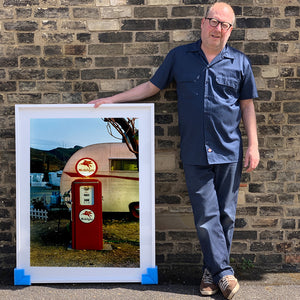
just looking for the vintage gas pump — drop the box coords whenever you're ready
[71,158,103,250]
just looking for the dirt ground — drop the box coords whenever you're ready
[30,215,140,268]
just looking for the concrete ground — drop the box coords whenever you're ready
[0,273,299,300]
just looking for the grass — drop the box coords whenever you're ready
[30,216,140,268]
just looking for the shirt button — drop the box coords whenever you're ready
[208,148,213,153]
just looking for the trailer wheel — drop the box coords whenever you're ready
[129,202,139,219]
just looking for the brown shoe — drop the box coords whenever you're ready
[218,275,240,299]
[200,268,219,296]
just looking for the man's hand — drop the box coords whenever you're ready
[244,146,260,172]
[88,97,113,108]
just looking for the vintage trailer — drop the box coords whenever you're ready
[60,143,139,218]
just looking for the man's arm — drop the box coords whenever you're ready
[240,99,260,172]
[89,81,160,108]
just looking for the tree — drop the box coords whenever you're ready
[103,118,139,159]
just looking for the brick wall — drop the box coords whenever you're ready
[0,0,299,283]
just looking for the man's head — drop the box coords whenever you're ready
[201,2,235,54]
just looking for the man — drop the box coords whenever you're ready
[90,2,259,299]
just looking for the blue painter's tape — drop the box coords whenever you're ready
[141,266,158,285]
[14,268,31,286]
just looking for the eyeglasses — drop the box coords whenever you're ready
[205,18,232,32]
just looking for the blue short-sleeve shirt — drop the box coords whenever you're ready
[150,39,258,165]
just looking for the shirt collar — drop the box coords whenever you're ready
[188,39,235,60]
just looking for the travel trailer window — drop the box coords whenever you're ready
[110,159,138,171]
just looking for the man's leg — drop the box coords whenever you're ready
[183,162,242,284]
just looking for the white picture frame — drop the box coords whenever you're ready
[14,104,156,285]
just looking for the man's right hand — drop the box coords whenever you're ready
[88,97,114,108]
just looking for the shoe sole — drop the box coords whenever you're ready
[200,289,219,296]
[227,281,240,299]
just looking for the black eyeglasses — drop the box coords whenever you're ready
[205,18,233,32]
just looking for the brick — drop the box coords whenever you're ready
[95,57,128,67]
[134,7,168,18]
[17,33,34,44]
[249,183,265,193]
[44,46,63,56]
[34,8,69,18]
[61,21,86,30]
[0,32,15,45]
[231,242,247,252]
[61,0,94,4]
[62,93,82,103]
[88,44,123,55]
[276,91,300,101]
[171,6,204,17]
[271,31,299,41]
[46,69,63,80]
[250,242,273,251]
[100,79,132,91]
[287,231,300,240]
[252,218,278,228]
[233,230,257,240]
[121,20,155,31]
[257,254,282,264]
[285,255,300,264]
[81,69,115,80]
[73,8,99,18]
[40,58,73,68]
[4,21,38,31]
[0,209,9,218]
[158,19,192,30]
[130,55,164,67]
[282,219,296,229]
[100,7,132,18]
[156,195,181,204]
[75,58,93,68]
[77,33,91,43]
[7,93,41,104]
[148,0,180,4]
[236,18,270,28]
[260,230,284,240]
[36,81,72,92]
[9,69,45,80]
[117,68,151,79]
[285,6,300,17]
[245,42,278,53]
[245,194,276,204]
[3,0,39,6]
[98,32,132,43]
[286,208,300,217]
[16,8,32,18]
[0,58,18,68]
[167,253,201,263]
[136,32,169,42]
[247,54,269,65]
[0,82,16,92]
[235,218,247,228]
[65,45,86,56]
[260,207,283,217]
[42,33,73,44]
[74,82,99,92]
[274,19,291,29]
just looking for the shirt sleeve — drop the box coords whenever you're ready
[239,56,258,100]
[150,48,176,90]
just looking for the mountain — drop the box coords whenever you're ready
[30,145,82,174]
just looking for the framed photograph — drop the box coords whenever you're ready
[14,104,157,285]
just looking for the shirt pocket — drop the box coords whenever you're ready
[215,76,240,100]
[177,75,201,99]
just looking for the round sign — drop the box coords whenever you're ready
[79,209,95,223]
[75,157,97,177]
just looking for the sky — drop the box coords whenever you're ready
[30,118,126,151]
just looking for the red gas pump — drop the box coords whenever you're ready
[71,158,103,250]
